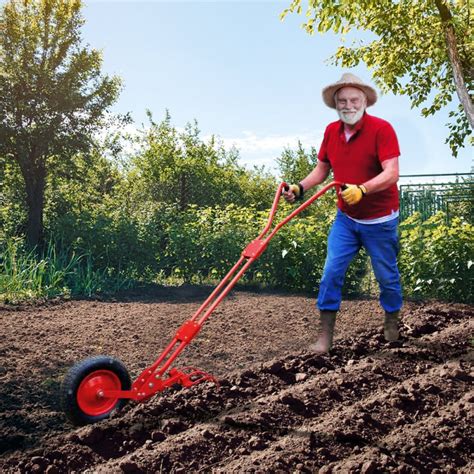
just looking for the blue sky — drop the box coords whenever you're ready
[81,0,472,179]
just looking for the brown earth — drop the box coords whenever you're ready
[0,285,473,473]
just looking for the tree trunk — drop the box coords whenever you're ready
[19,160,46,249]
[435,0,474,129]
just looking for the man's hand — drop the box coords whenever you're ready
[283,183,304,203]
[341,184,367,205]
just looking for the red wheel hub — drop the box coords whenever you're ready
[77,370,121,416]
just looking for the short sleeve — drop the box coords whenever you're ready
[318,127,330,163]
[376,123,400,162]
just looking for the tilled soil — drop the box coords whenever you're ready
[0,285,473,473]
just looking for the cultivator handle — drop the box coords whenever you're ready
[124,180,343,399]
[192,180,342,327]
[262,180,343,240]
[63,181,344,425]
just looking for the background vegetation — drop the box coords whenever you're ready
[1,0,473,305]
[1,110,473,304]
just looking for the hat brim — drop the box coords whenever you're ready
[322,83,377,109]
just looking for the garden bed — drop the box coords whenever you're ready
[0,286,472,472]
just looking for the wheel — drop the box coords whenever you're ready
[60,355,132,426]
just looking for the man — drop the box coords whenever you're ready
[284,72,402,353]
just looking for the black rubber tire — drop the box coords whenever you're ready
[60,355,132,426]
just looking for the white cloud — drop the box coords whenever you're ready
[217,130,324,155]
[206,130,324,173]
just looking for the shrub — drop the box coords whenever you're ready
[4,198,472,304]
[155,196,368,296]
[399,212,474,303]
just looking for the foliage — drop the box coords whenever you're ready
[281,0,473,156]
[0,183,367,302]
[127,193,366,295]
[399,212,474,303]
[2,192,473,303]
[0,158,27,238]
[126,111,277,211]
[43,150,157,280]
[0,237,131,303]
[0,0,123,246]
[277,140,318,185]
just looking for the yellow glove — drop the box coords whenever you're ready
[341,184,367,205]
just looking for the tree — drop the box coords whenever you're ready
[128,111,277,211]
[277,140,318,184]
[130,111,224,211]
[0,0,121,247]
[281,0,473,156]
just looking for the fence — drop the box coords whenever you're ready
[399,173,474,222]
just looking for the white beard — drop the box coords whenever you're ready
[337,108,365,125]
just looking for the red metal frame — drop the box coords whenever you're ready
[101,181,342,402]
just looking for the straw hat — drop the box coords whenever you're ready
[322,73,377,109]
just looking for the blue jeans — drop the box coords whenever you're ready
[317,210,402,313]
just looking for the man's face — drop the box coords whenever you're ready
[335,87,367,125]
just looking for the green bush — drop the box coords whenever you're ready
[399,212,474,303]
[154,195,367,296]
[0,185,370,303]
[3,205,473,304]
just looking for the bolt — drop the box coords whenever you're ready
[149,383,154,388]
[97,390,104,399]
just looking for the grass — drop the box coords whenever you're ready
[0,238,133,304]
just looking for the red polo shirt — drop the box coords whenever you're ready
[318,113,400,219]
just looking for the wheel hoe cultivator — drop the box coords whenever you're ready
[61,181,342,425]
